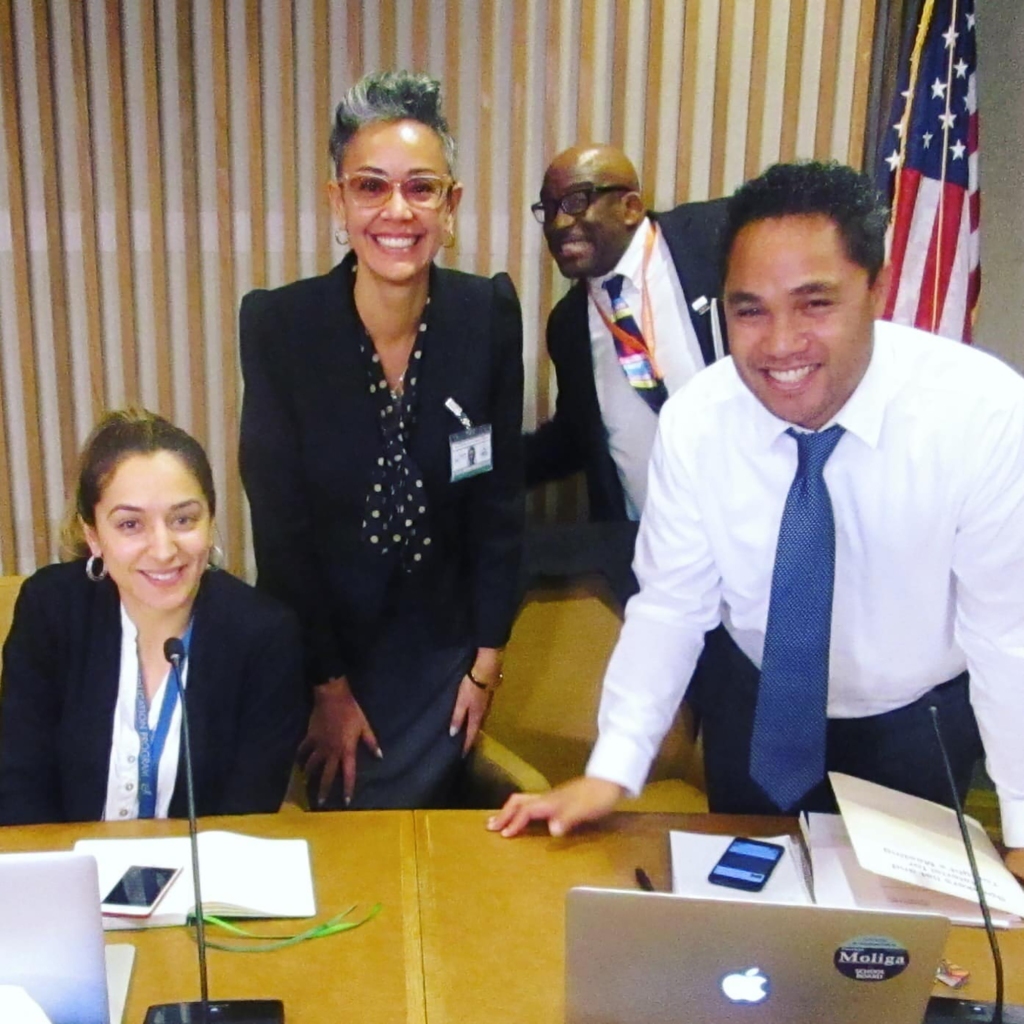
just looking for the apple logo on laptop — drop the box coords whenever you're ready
[720,967,770,1004]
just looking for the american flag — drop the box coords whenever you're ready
[876,0,979,343]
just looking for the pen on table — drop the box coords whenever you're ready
[635,867,656,892]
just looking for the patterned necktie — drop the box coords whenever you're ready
[602,274,668,414]
[749,424,846,811]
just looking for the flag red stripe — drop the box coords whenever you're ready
[914,180,967,332]
[884,169,923,320]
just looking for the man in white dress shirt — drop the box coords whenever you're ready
[493,161,1024,879]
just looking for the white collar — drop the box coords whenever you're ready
[591,216,653,291]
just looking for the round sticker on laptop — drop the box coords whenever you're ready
[834,935,910,982]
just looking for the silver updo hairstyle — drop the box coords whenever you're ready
[329,70,457,175]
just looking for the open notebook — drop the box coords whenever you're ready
[74,830,316,929]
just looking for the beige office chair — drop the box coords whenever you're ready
[493,574,709,814]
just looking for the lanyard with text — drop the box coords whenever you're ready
[590,221,661,378]
[134,621,193,819]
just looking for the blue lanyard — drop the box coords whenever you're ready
[134,622,193,819]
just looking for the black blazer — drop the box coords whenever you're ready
[239,254,525,686]
[525,199,730,520]
[0,562,307,826]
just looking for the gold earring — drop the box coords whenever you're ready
[442,227,456,249]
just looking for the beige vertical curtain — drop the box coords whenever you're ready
[0,0,876,577]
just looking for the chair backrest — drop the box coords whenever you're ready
[491,574,703,789]
[0,575,26,678]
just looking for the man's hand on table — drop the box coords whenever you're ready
[487,777,625,838]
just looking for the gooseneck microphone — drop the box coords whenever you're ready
[923,705,1024,1024]
[143,638,283,1024]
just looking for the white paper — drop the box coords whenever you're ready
[74,831,316,930]
[669,831,813,906]
[0,987,53,1024]
[829,772,1024,918]
[104,945,135,1024]
[805,812,1020,928]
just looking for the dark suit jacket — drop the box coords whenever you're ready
[526,199,729,514]
[239,254,524,686]
[522,200,729,604]
[0,562,307,825]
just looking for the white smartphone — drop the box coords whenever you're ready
[100,864,182,917]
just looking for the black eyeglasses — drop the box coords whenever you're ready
[530,184,632,224]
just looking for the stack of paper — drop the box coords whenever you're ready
[667,775,1024,929]
[803,812,1020,928]
[73,831,316,930]
[827,772,1024,927]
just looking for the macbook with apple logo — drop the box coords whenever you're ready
[564,887,949,1024]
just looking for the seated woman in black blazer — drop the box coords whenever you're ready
[240,71,524,809]
[0,410,306,825]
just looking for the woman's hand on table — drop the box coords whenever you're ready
[486,777,625,838]
[298,675,381,807]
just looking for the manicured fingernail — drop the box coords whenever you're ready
[344,795,351,807]
[375,747,384,759]
[550,820,565,837]
[449,725,458,737]
[486,816,497,829]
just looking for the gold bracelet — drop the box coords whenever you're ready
[467,667,503,691]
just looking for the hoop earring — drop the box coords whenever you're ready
[85,555,107,582]
[442,227,456,249]
[207,544,224,571]
[335,228,349,246]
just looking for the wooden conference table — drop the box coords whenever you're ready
[3,810,1023,1023]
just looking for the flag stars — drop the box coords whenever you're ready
[931,78,947,100]
[893,121,905,138]
[942,25,958,49]
[938,111,957,131]
[885,149,901,172]
[966,12,975,31]
[954,58,969,79]
[950,139,966,160]
[922,131,933,149]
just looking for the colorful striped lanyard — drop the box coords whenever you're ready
[590,221,661,377]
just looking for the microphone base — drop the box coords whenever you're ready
[144,999,284,1024]
[925,996,1024,1023]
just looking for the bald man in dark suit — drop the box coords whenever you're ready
[525,146,727,605]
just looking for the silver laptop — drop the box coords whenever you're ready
[0,852,111,1024]
[565,887,949,1024]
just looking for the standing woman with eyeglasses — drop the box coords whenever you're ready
[239,71,524,810]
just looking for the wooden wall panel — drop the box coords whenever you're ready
[0,0,877,574]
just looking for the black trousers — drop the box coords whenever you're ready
[694,627,984,816]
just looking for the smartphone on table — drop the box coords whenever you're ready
[708,837,785,892]
[100,864,182,917]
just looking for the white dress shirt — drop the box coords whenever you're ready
[103,606,187,820]
[588,217,707,518]
[586,321,1024,846]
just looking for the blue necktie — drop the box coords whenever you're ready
[749,425,846,811]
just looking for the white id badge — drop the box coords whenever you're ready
[450,425,493,481]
